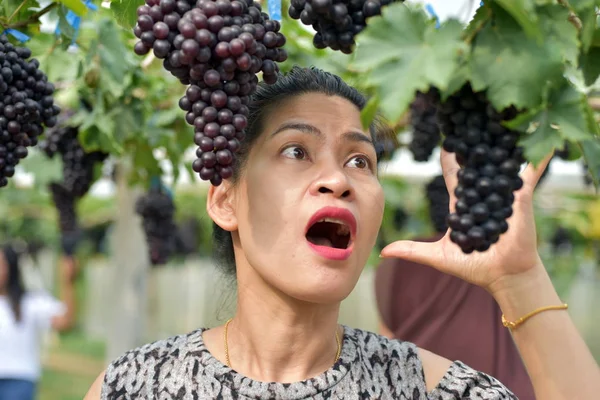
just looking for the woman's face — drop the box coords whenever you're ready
[224,93,385,304]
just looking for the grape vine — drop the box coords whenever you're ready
[133,0,288,186]
[0,35,60,188]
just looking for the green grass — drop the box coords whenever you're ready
[37,331,105,400]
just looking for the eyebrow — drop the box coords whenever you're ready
[270,122,374,146]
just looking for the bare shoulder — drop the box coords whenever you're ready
[84,370,106,400]
[417,347,453,392]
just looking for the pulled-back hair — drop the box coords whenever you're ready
[2,244,25,322]
[212,66,389,275]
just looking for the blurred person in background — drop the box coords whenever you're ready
[374,175,535,399]
[0,243,77,400]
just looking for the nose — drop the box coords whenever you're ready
[309,164,354,200]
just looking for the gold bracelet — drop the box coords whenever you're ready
[502,303,568,330]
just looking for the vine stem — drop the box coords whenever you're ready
[1,2,58,30]
[557,0,582,30]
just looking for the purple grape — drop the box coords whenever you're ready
[200,167,215,180]
[211,90,227,108]
[214,135,228,150]
[204,122,220,137]
[204,69,221,86]
[200,136,215,152]
[153,22,169,39]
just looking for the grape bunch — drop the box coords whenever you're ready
[135,187,178,265]
[425,175,450,234]
[437,84,525,254]
[48,182,78,234]
[0,35,61,187]
[40,126,108,197]
[133,0,287,186]
[288,0,400,53]
[409,90,441,162]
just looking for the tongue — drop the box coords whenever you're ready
[308,236,333,247]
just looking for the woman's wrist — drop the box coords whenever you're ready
[488,261,563,322]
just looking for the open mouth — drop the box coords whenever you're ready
[306,219,352,249]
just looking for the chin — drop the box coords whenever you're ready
[282,264,362,305]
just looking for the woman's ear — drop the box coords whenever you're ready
[207,179,238,232]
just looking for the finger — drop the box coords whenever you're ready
[521,152,553,192]
[380,240,444,269]
[440,150,460,213]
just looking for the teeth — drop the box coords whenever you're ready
[317,218,351,236]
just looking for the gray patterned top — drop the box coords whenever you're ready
[101,326,517,399]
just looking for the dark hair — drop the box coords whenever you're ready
[1,244,25,322]
[213,66,389,275]
[425,175,450,234]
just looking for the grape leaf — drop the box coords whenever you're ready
[469,6,564,110]
[493,0,541,39]
[579,139,600,187]
[110,0,144,30]
[569,0,600,12]
[57,5,77,41]
[537,5,579,65]
[360,96,379,130]
[508,81,593,164]
[580,45,600,86]
[352,3,466,123]
[519,125,564,166]
[56,0,88,16]
[96,18,131,90]
[579,7,597,52]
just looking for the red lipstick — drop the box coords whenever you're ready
[305,206,357,261]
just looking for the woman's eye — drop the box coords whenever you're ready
[346,155,370,170]
[282,146,307,160]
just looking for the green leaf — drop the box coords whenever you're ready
[579,7,597,52]
[97,18,130,86]
[580,45,600,86]
[469,5,564,110]
[569,0,600,12]
[110,0,144,31]
[463,3,492,42]
[441,62,471,101]
[56,0,88,16]
[493,0,541,39]
[508,81,593,165]
[579,139,600,187]
[352,3,466,122]
[537,5,579,65]
[57,5,77,42]
[360,96,379,130]
[519,125,564,165]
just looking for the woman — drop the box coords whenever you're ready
[375,175,535,398]
[0,244,77,399]
[86,67,600,399]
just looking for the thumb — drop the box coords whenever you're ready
[380,240,442,267]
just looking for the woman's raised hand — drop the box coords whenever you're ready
[380,150,553,296]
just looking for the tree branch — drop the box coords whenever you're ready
[589,97,600,112]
